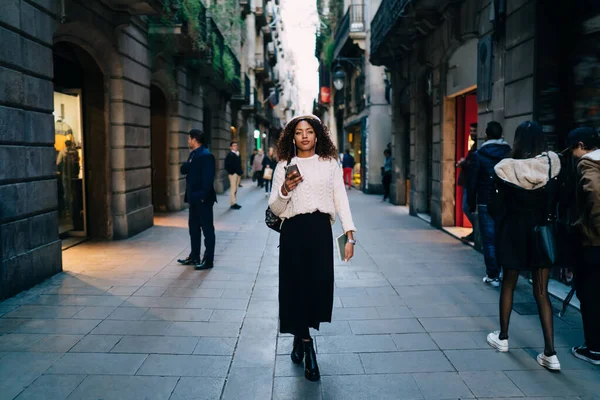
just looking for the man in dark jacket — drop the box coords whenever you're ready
[224,141,243,210]
[178,129,217,270]
[568,127,600,366]
[468,121,511,287]
[457,123,478,242]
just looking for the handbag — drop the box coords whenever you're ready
[533,153,557,266]
[263,166,273,181]
[265,159,291,233]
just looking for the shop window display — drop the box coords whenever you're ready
[54,91,85,235]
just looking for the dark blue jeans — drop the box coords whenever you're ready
[462,188,474,225]
[189,202,215,262]
[478,204,500,279]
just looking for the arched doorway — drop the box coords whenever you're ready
[53,42,110,240]
[150,85,169,212]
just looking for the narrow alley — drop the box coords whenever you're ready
[0,184,597,400]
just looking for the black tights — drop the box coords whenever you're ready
[499,268,555,356]
[298,327,311,340]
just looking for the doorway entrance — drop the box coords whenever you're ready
[346,122,362,189]
[53,42,110,241]
[455,92,477,228]
[151,85,168,212]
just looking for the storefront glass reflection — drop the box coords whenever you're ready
[54,91,85,235]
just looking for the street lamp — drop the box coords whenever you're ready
[333,65,346,90]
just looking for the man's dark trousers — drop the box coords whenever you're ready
[577,247,600,351]
[189,203,215,262]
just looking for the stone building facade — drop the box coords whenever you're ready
[0,0,291,299]
[371,0,600,231]
[314,0,392,194]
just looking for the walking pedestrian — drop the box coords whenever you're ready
[486,121,561,370]
[456,123,478,242]
[262,147,277,197]
[177,129,216,270]
[268,114,356,382]
[467,121,511,287]
[342,149,355,189]
[252,148,265,188]
[225,141,243,210]
[567,127,600,366]
[382,149,392,201]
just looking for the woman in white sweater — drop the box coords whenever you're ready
[268,114,356,382]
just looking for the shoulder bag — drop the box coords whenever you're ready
[533,153,558,266]
[265,159,291,233]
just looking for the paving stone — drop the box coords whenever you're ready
[209,309,246,323]
[311,321,352,336]
[339,296,405,308]
[412,372,475,399]
[91,320,171,336]
[349,318,424,334]
[111,335,198,354]
[27,334,83,352]
[0,318,25,333]
[240,317,278,337]
[185,297,249,310]
[321,374,423,400]
[141,308,213,322]
[0,333,45,351]
[330,307,381,321]
[67,375,178,400]
[2,305,84,319]
[131,286,167,297]
[459,371,525,398]
[0,352,62,400]
[72,306,117,319]
[69,335,122,353]
[504,370,584,397]
[276,353,364,377]
[165,321,241,337]
[391,333,439,351]
[444,349,541,371]
[47,353,147,375]
[360,350,455,374]
[121,296,189,309]
[136,354,230,377]
[59,295,126,307]
[14,374,85,400]
[231,336,276,368]
[162,287,224,298]
[14,319,100,335]
[376,306,415,319]
[169,377,226,400]
[221,366,275,400]
[107,307,149,321]
[418,316,498,332]
[193,337,237,356]
[273,376,323,400]
[316,334,397,354]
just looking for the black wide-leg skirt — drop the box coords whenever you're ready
[279,212,334,335]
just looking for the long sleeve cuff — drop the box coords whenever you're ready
[278,185,291,200]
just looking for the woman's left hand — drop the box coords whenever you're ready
[344,242,354,262]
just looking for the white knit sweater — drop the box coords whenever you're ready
[268,155,357,233]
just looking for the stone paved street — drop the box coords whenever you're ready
[0,183,598,400]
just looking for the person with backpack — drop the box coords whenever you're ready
[567,127,600,366]
[467,121,511,287]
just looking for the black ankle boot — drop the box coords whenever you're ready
[291,335,303,365]
[303,339,320,382]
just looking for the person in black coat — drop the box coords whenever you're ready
[467,121,512,287]
[486,121,562,371]
[224,142,243,209]
[177,129,217,270]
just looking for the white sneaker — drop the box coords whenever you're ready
[537,353,561,371]
[487,331,508,352]
[483,275,500,288]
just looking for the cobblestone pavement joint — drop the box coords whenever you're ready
[0,183,598,400]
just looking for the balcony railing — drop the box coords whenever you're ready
[370,0,410,63]
[333,3,365,59]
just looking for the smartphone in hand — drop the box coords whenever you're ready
[286,164,300,178]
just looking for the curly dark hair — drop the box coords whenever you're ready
[275,116,338,162]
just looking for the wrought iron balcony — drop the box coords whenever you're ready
[370,0,458,66]
[262,25,273,42]
[104,0,163,15]
[333,3,366,60]
[255,53,271,81]
[148,2,207,58]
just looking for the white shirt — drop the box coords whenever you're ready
[268,155,357,233]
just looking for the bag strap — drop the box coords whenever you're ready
[544,153,556,221]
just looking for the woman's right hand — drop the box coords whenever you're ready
[282,171,303,196]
